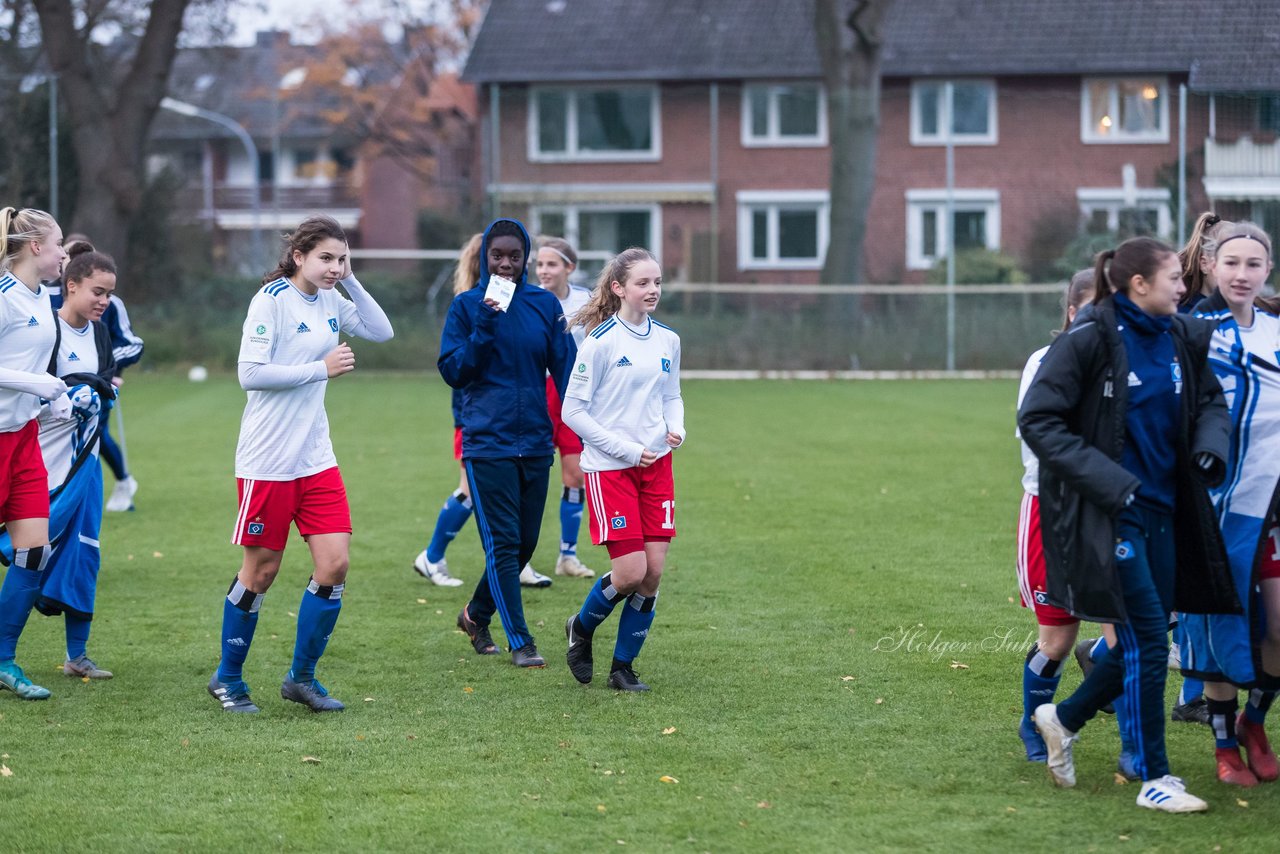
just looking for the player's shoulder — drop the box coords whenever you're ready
[260,277,292,298]
[587,316,620,340]
[651,317,680,340]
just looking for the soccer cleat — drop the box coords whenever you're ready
[413,551,463,587]
[1136,775,1209,813]
[457,606,500,655]
[520,564,552,588]
[555,554,595,578]
[64,655,113,679]
[1117,750,1141,782]
[1019,716,1047,762]
[511,643,546,668]
[1215,746,1259,787]
[607,665,650,692]
[105,476,138,512]
[1171,696,1211,725]
[0,661,51,700]
[1072,638,1113,714]
[565,615,593,684]
[1236,713,1280,782]
[207,674,259,713]
[281,676,345,712]
[1033,703,1078,787]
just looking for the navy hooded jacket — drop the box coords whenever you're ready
[438,218,576,458]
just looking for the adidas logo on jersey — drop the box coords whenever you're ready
[616,356,632,367]
[68,351,80,362]
[27,315,39,327]
[296,322,311,333]
[1127,371,1142,387]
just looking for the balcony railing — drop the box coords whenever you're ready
[1205,136,1280,178]
[173,180,361,214]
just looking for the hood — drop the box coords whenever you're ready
[478,217,532,289]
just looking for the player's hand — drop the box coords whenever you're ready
[665,431,683,448]
[341,255,352,280]
[638,449,658,467]
[482,297,501,310]
[111,376,124,388]
[34,374,68,400]
[47,392,73,422]
[324,342,356,378]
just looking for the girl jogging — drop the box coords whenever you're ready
[562,247,684,692]
[209,215,393,713]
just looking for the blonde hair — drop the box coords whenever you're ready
[0,207,58,270]
[452,233,483,295]
[1179,212,1233,306]
[571,247,657,333]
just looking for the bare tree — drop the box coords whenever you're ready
[815,0,892,284]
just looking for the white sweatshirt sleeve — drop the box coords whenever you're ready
[337,275,394,342]
[238,360,328,391]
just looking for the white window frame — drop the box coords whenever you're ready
[1080,77,1170,144]
[1076,187,1172,237]
[905,189,1001,271]
[741,82,828,147]
[736,190,830,270]
[528,85,662,163]
[529,203,662,271]
[909,80,998,146]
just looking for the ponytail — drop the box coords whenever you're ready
[1094,237,1176,304]
[1179,211,1232,306]
[452,233,483,295]
[1091,250,1116,305]
[0,206,57,271]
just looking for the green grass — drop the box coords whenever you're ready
[0,375,1275,851]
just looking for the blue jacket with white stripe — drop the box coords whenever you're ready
[438,218,575,459]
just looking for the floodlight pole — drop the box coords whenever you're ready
[944,82,956,372]
[160,97,261,267]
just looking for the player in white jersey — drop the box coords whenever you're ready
[517,236,596,587]
[0,243,119,684]
[561,248,684,692]
[209,215,393,714]
[0,207,70,700]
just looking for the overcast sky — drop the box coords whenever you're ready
[227,0,439,45]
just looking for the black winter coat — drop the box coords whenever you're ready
[1017,297,1240,623]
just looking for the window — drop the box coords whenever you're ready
[1082,78,1169,143]
[905,190,1000,270]
[530,205,659,280]
[1076,188,1171,237]
[742,83,826,146]
[530,86,660,161]
[736,191,829,269]
[910,80,997,145]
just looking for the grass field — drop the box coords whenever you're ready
[1,374,1276,851]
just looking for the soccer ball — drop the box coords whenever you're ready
[188,365,209,382]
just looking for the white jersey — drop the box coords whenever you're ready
[1016,345,1049,496]
[555,284,592,347]
[235,278,368,481]
[0,272,57,432]
[564,313,683,472]
[1236,310,1280,364]
[38,318,102,486]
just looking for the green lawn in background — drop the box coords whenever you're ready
[0,375,1273,852]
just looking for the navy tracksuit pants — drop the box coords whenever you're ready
[1057,505,1175,781]
[464,456,552,651]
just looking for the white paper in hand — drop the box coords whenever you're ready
[484,274,516,312]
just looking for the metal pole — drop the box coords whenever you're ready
[1178,83,1187,244]
[945,82,956,372]
[489,83,500,219]
[48,76,58,221]
[709,82,719,284]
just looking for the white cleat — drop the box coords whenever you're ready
[555,554,595,578]
[413,552,463,587]
[1034,703,1079,787]
[1136,775,1209,813]
[105,476,138,512]
[520,563,552,587]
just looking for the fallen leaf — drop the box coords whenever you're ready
[1005,806,1016,813]
[597,804,607,813]
[659,775,679,784]
[127,554,134,560]
[662,727,677,735]
[949,661,969,670]
[356,734,366,742]
[417,598,427,604]
[875,698,884,705]
[0,765,11,778]
[180,738,190,748]
[1007,597,1016,603]
[364,697,375,702]
[435,610,443,615]
[406,735,417,740]
[463,686,474,693]
[152,552,164,558]
[1118,835,1129,841]
[301,756,321,764]
[1237,798,1249,808]
[1113,772,1130,785]
[287,611,296,618]
[603,770,614,776]
[756,801,771,809]
[616,841,626,845]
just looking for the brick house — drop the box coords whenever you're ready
[463,0,1280,284]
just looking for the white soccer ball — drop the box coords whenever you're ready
[188,365,209,382]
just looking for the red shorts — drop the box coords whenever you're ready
[453,426,464,461]
[1016,493,1078,627]
[0,420,49,522]
[584,454,676,546]
[1260,522,1280,581]
[546,376,584,456]
[232,466,351,551]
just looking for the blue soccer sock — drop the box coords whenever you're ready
[1180,677,1205,706]
[560,487,584,556]
[577,573,626,634]
[65,615,92,661]
[1245,671,1280,724]
[0,547,49,661]
[289,578,343,684]
[1209,697,1240,749]
[426,491,473,563]
[1022,644,1063,724]
[1089,636,1109,662]
[216,578,262,684]
[613,592,658,665]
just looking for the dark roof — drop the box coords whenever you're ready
[463,0,1276,90]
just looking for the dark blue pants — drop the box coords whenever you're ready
[464,456,552,651]
[99,416,128,481]
[1058,505,1175,780]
